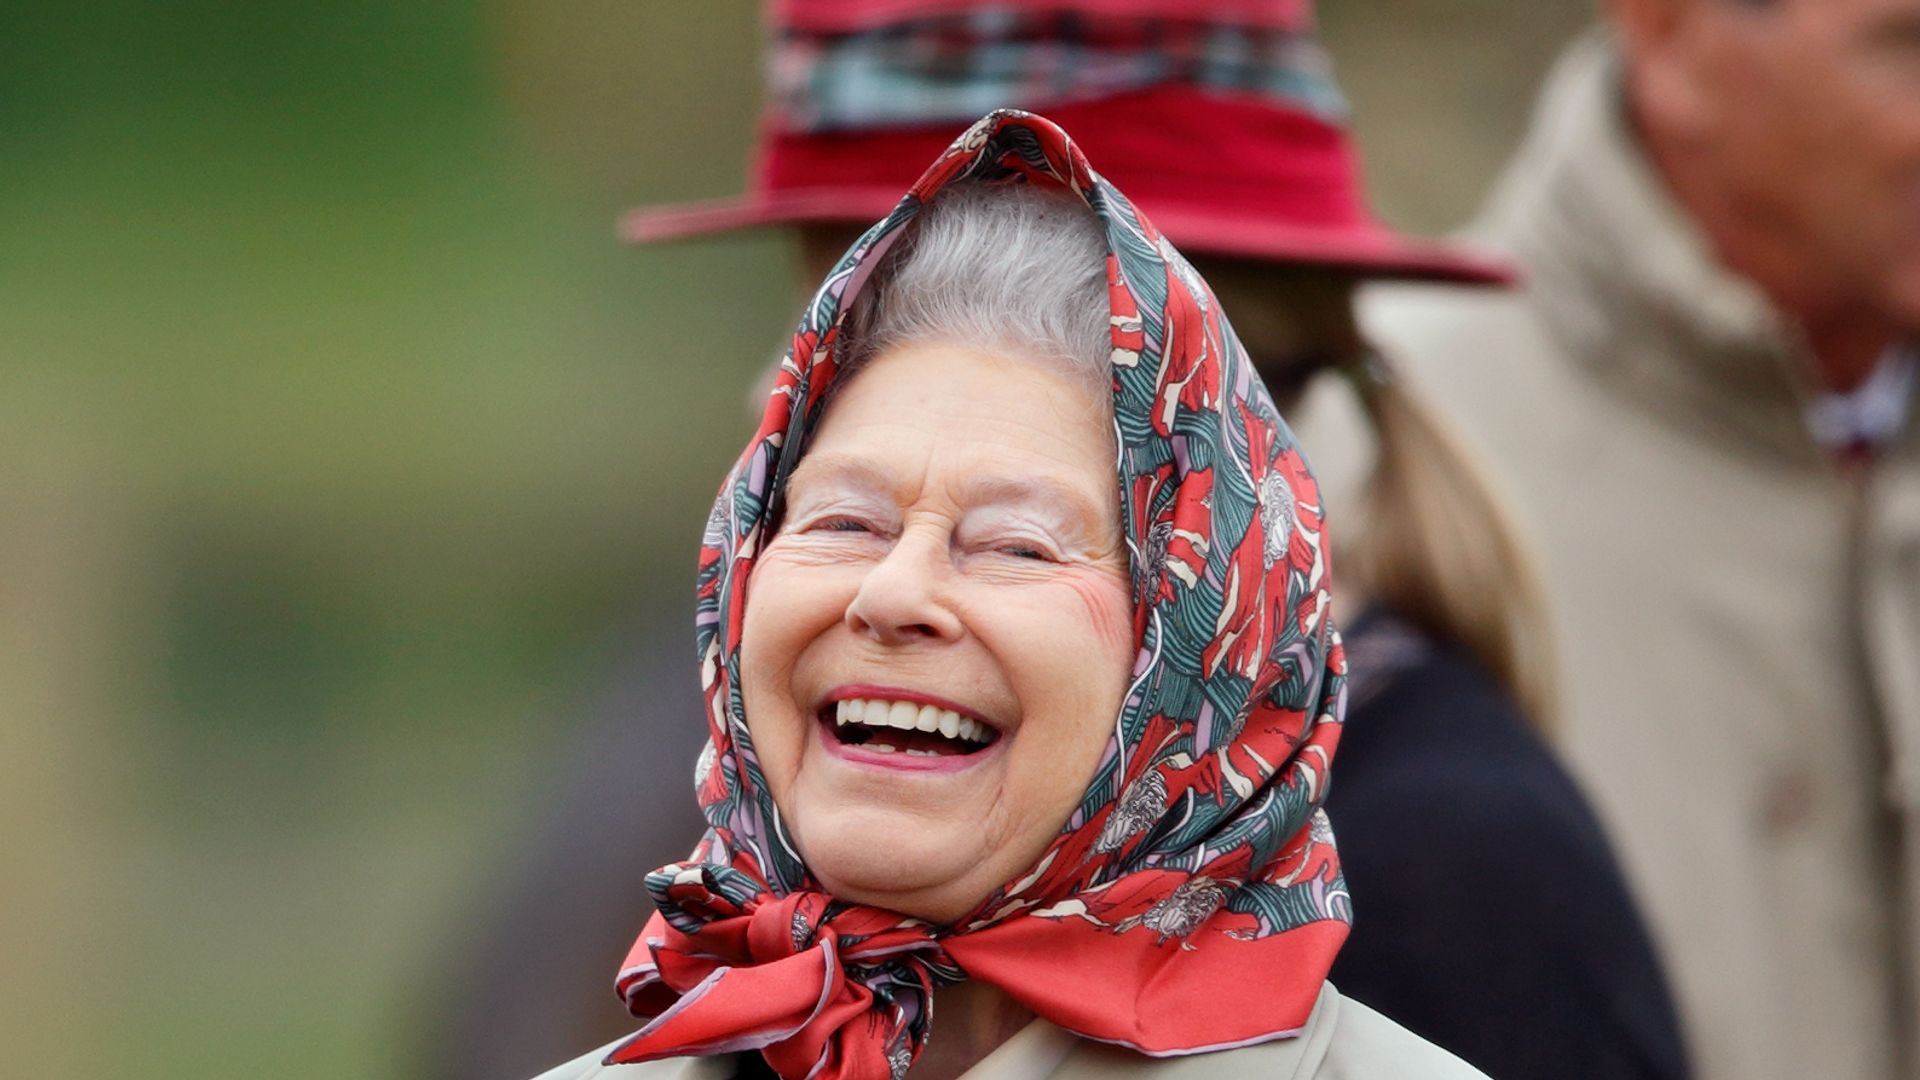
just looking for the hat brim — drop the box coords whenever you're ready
[622,190,1513,287]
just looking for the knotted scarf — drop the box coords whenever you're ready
[609,110,1350,1080]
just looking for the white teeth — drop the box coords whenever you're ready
[828,698,995,745]
[867,743,896,753]
[905,748,939,757]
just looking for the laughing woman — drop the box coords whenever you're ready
[532,112,1486,1080]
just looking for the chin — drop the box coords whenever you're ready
[795,810,985,922]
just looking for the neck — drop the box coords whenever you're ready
[1632,97,1894,392]
[911,981,1033,1080]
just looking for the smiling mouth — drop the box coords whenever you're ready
[821,697,999,758]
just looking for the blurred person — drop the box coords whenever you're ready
[419,615,710,1077]
[429,4,1688,1080]
[1356,3,1920,1079]
[533,109,1487,1080]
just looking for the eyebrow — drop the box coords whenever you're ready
[786,452,1114,530]
[957,474,1112,533]
[783,453,901,501]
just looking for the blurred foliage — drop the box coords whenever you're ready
[0,2,1586,1077]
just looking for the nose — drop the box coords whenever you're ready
[844,529,963,646]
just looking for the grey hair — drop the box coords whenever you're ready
[836,181,1113,400]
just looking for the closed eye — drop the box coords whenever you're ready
[816,517,874,533]
[996,543,1055,562]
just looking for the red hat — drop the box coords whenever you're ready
[624,0,1512,286]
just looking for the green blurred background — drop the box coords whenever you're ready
[1,3,1590,1077]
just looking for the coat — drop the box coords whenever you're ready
[1354,31,1920,1080]
[525,983,1489,1080]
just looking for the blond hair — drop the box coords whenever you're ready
[1342,359,1558,729]
[1195,256,1557,730]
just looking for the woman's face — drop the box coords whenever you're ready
[740,340,1134,924]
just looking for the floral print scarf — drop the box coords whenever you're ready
[609,110,1349,1080]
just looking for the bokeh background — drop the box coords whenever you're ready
[3,3,1591,1077]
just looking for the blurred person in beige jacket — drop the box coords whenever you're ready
[1355,2,1920,1078]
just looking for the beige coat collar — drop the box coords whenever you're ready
[531,985,1378,1080]
[1473,31,1826,464]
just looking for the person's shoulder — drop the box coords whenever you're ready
[1337,628,1582,831]
[1051,986,1488,1080]
[1341,620,1535,758]
[525,1041,735,1080]
[1314,991,1492,1080]
[1358,276,1538,359]
[1356,275,1564,430]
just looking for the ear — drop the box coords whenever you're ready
[1606,0,1724,136]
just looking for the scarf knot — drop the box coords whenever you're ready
[611,864,956,1079]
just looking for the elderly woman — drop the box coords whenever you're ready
[532,112,1485,1080]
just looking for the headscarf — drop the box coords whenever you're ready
[610,110,1350,1080]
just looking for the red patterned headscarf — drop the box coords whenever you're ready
[610,110,1350,1080]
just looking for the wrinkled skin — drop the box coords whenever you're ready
[739,340,1136,925]
[1616,0,1920,382]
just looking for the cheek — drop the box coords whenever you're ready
[1062,571,1135,668]
[978,570,1135,698]
[988,572,1135,737]
[738,557,852,765]
[985,576,1135,848]
[742,550,854,648]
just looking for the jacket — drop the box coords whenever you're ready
[526,983,1489,1080]
[1328,608,1688,1080]
[1355,31,1920,1080]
